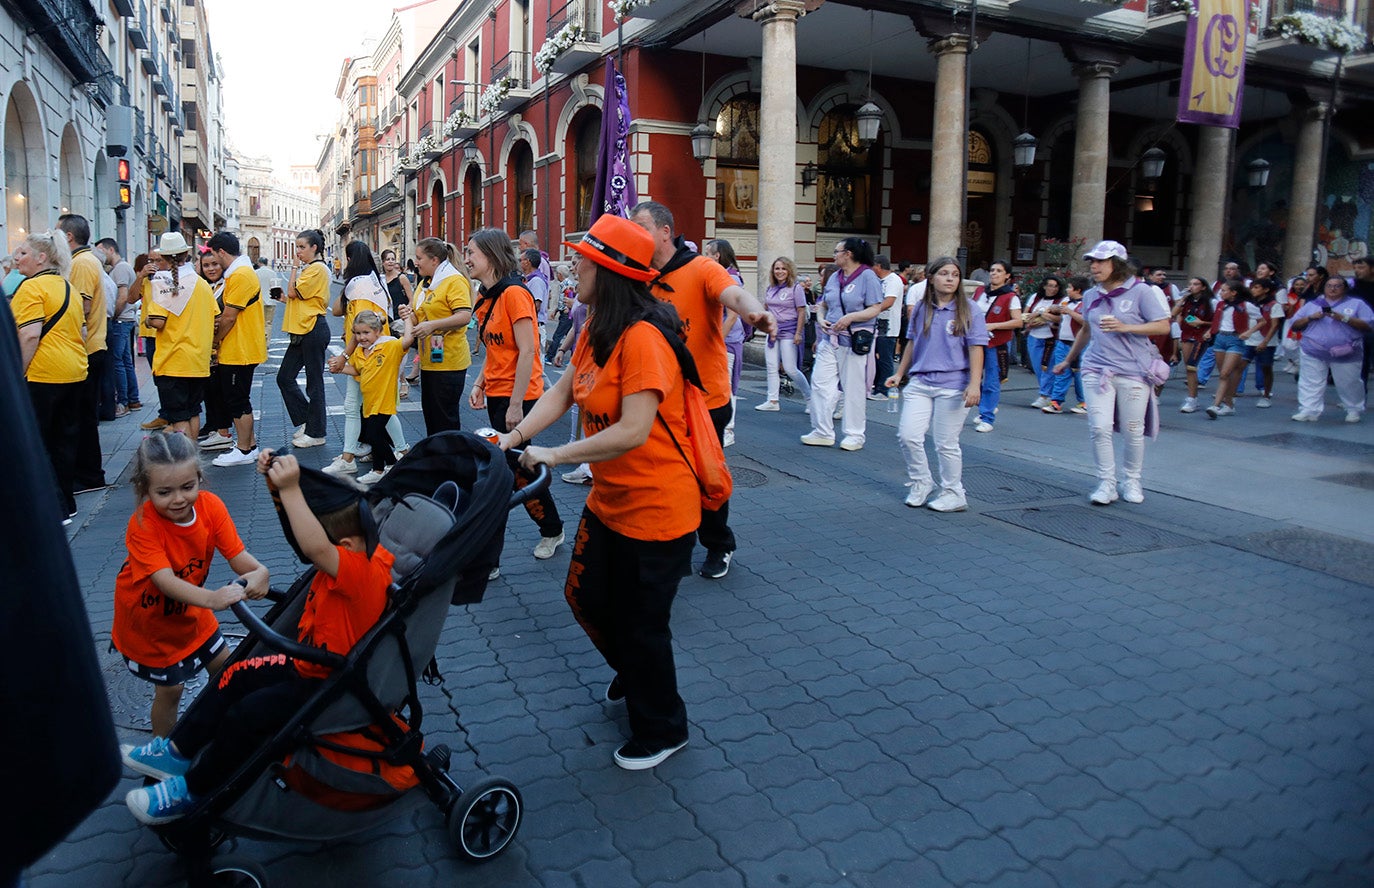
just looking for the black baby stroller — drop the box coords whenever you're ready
[148,431,550,887]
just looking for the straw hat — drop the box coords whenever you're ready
[562,214,656,283]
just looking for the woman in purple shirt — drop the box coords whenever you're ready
[756,256,812,412]
[885,256,987,513]
[1290,274,1373,423]
[1052,241,1171,506]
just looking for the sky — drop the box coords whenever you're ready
[203,0,398,176]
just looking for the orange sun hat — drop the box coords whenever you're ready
[562,214,657,283]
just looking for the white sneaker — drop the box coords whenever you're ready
[199,431,234,451]
[839,436,863,451]
[323,455,358,476]
[1256,398,1272,409]
[1215,404,1234,416]
[1070,403,1088,415]
[723,429,735,448]
[292,434,327,448]
[904,483,934,508]
[832,406,843,420]
[1180,398,1198,413]
[866,392,886,402]
[974,421,994,433]
[927,491,968,512]
[800,433,835,447]
[533,531,564,559]
[1090,480,1118,506]
[1031,396,1049,409]
[292,424,305,437]
[754,401,780,412]
[1347,411,1362,424]
[357,469,387,485]
[1119,480,1144,504]
[487,566,500,580]
[1291,412,1319,422]
[211,447,258,468]
[561,464,593,485]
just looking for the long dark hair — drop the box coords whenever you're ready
[342,240,381,283]
[586,271,686,368]
[707,239,739,271]
[838,237,875,267]
[1033,274,1064,306]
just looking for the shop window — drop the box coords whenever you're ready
[817,106,878,233]
[714,95,760,227]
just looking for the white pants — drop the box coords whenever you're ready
[897,382,970,495]
[765,336,812,402]
[809,339,868,442]
[725,350,738,435]
[1083,373,1149,484]
[343,376,408,456]
[1297,352,1365,415]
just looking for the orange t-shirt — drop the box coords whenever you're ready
[112,493,246,668]
[573,320,698,541]
[294,544,394,679]
[649,256,734,409]
[476,284,544,401]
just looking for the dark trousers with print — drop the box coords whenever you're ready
[419,368,466,436]
[276,315,329,438]
[74,350,107,489]
[487,397,563,539]
[28,380,82,515]
[171,654,319,796]
[697,403,736,553]
[564,508,694,748]
[360,413,397,471]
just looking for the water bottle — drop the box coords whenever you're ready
[887,386,899,413]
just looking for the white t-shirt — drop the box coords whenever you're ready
[876,272,904,332]
[1245,300,1286,347]
[905,280,926,308]
[1023,294,1058,339]
[1218,301,1261,334]
[975,289,1022,331]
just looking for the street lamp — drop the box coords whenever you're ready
[463,142,481,167]
[1141,147,1166,181]
[855,102,882,146]
[1246,157,1271,189]
[1013,132,1037,172]
[691,122,714,165]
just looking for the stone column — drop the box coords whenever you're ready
[1185,125,1232,277]
[744,0,812,296]
[1282,101,1330,273]
[927,34,972,261]
[1068,61,1119,247]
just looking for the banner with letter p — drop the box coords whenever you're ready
[1178,0,1249,128]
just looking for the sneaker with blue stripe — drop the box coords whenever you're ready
[126,775,197,825]
[121,736,190,781]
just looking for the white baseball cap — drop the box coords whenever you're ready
[1082,240,1128,261]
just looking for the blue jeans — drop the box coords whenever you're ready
[1050,340,1084,404]
[1027,336,1054,397]
[1196,345,1215,386]
[978,345,1002,424]
[872,334,897,395]
[108,319,139,405]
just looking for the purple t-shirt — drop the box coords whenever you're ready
[765,283,807,335]
[568,300,589,340]
[1079,278,1171,381]
[1293,296,1374,362]
[722,267,746,345]
[822,266,883,348]
[905,298,989,390]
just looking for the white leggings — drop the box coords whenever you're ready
[1082,372,1149,484]
[343,376,408,456]
[765,336,812,402]
[809,339,869,442]
[897,381,970,495]
[1297,352,1365,415]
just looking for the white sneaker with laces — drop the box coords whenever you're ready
[974,421,994,433]
[211,447,258,468]
[1180,397,1198,413]
[533,531,565,559]
[357,469,387,485]
[839,436,863,451]
[927,491,968,513]
[800,433,835,447]
[1215,404,1234,416]
[1090,480,1118,506]
[1070,403,1088,415]
[199,431,234,451]
[323,455,358,476]
[292,433,327,448]
[1256,397,1272,409]
[1031,396,1049,409]
[1347,411,1362,424]
[904,483,934,508]
[561,464,593,485]
[754,401,780,412]
[1119,480,1144,504]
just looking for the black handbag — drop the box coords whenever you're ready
[850,329,874,355]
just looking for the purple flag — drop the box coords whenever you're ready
[1177,0,1248,128]
[590,58,637,224]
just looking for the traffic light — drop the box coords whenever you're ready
[116,157,131,209]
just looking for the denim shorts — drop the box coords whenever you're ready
[1243,344,1276,366]
[1212,333,1246,355]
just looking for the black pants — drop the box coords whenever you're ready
[204,365,230,431]
[564,508,693,748]
[698,403,736,553]
[276,315,329,438]
[28,381,81,515]
[487,397,563,539]
[545,316,573,362]
[419,368,466,436]
[171,654,319,796]
[360,413,396,471]
[74,350,107,489]
[96,339,117,420]
[872,334,897,395]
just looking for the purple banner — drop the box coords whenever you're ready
[1177,0,1249,128]
[590,58,638,224]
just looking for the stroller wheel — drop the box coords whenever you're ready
[209,855,268,887]
[448,776,522,862]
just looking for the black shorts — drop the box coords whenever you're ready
[121,630,227,686]
[219,363,256,418]
[155,375,206,422]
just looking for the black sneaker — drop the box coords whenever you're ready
[699,550,732,579]
[614,738,687,771]
[605,676,625,704]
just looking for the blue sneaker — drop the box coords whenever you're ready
[126,775,197,825]
[121,736,190,780]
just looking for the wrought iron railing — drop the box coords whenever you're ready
[493,50,531,90]
[12,0,109,83]
[547,0,597,37]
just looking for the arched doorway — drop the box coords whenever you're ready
[58,124,86,218]
[964,128,998,273]
[511,141,534,234]
[816,105,879,235]
[465,165,482,235]
[4,85,48,254]
[571,108,601,232]
[430,180,445,241]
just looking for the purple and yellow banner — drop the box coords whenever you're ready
[1177,0,1249,128]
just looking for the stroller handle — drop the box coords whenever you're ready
[506,452,552,511]
[229,595,347,671]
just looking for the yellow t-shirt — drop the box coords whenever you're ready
[13,271,87,384]
[284,260,329,335]
[413,273,472,372]
[349,337,405,417]
[149,274,218,378]
[69,247,107,355]
[343,276,390,349]
[217,263,266,365]
[139,278,155,337]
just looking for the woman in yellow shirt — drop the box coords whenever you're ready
[275,229,331,447]
[398,237,473,435]
[12,230,84,520]
[145,233,217,439]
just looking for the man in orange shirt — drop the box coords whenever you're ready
[631,201,775,579]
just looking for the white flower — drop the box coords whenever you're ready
[479,78,512,117]
[442,108,470,137]
[1167,0,1198,17]
[1267,12,1367,54]
[608,0,652,21]
[534,22,587,74]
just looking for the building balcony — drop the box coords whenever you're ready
[1006,0,1132,20]
[419,121,433,140]
[544,1,601,75]
[490,51,533,112]
[1259,0,1368,60]
[628,0,692,21]
[371,181,400,213]
[111,0,133,15]
[134,108,145,153]
[127,1,148,50]
[1144,0,1190,35]
[11,0,110,84]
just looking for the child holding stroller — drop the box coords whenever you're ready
[123,452,396,825]
[327,309,415,485]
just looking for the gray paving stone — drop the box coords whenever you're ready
[925,833,1030,885]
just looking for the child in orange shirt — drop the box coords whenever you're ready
[112,432,269,738]
[124,451,395,825]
